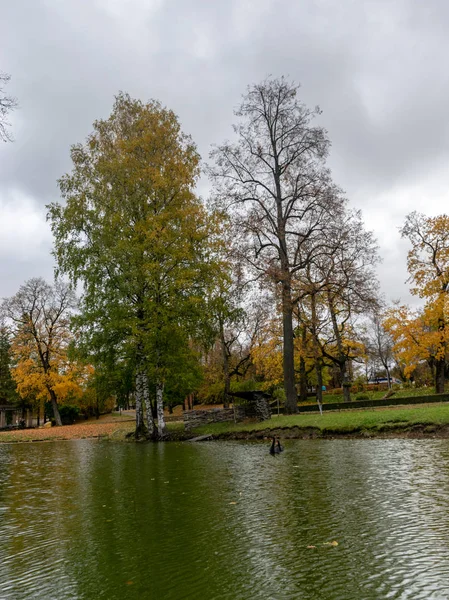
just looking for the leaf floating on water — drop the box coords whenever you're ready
[126,581,134,586]
[229,502,237,505]
[322,540,338,547]
[307,545,317,549]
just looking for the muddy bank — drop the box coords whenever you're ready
[185,423,449,441]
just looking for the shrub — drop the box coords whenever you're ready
[59,405,80,425]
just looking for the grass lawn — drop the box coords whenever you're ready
[308,386,437,405]
[193,402,449,437]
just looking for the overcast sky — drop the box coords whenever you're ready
[1,0,449,304]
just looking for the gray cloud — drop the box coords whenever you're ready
[1,0,449,303]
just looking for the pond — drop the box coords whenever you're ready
[1,439,449,599]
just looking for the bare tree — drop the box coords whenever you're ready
[0,72,18,142]
[296,209,380,401]
[210,77,343,413]
[365,311,394,387]
[1,278,77,426]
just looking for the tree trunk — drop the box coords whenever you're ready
[221,325,231,408]
[341,364,351,402]
[435,357,445,393]
[385,364,392,389]
[48,388,62,426]
[342,374,351,402]
[327,292,351,402]
[156,380,166,439]
[142,372,156,439]
[310,292,323,411]
[299,355,308,404]
[134,369,147,439]
[282,278,297,414]
[315,358,323,413]
[299,327,308,403]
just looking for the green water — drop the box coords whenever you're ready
[1,439,449,599]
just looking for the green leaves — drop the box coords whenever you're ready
[48,93,224,429]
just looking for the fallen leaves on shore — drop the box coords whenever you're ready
[0,419,135,444]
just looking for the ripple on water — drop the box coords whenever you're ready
[2,439,449,599]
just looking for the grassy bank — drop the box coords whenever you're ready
[4,402,449,443]
[193,403,449,439]
[305,385,437,405]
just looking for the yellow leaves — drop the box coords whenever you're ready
[384,297,449,374]
[404,214,449,299]
[307,541,338,549]
[10,320,92,408]
[251,325,284,388]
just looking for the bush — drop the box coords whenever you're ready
[355,393,370,401]
[59,405,80,425]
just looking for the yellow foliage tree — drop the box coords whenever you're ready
[401,213,449,391]
[2,278,78,425]
[385,300,449,383]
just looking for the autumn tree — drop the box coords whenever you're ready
[210,77,344,413]
[1,278,77,426]
[400,212,449,392]
[295,209,379,401]
[385,302,445,386]
[0,72,18,142]
[364,311,395,387]
[48,93,221,439]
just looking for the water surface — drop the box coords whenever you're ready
[1,439,449,599]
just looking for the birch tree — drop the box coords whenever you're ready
[48,93,220,439]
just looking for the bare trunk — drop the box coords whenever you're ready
[299,355,308,404]
[436,357,445,394]
[385,364,392,389]
[282,278,297,413]
[327,292,351,402]
[342,375,351,402]
[221,325,231,409]
[310,292,323,412]
[299,327,308,403]
[156,380,166,439]
[48,388,62,426]
[315,359,323,414]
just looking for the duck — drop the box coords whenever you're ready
[269,436,284,455]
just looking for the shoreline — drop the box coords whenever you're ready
[198,423,449,441]
[3,403,449,443]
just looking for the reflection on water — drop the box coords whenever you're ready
[1,439,449,599]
